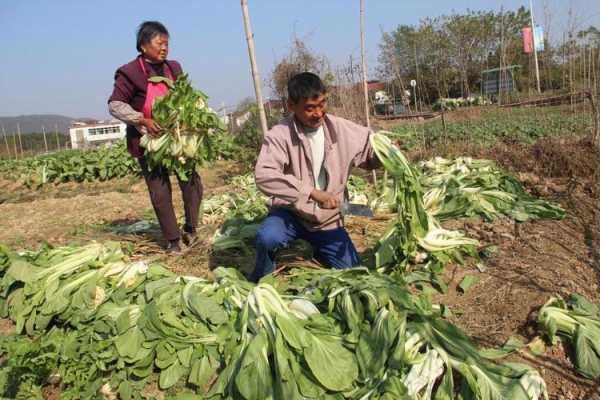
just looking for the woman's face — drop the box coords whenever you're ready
[141,34,169,63]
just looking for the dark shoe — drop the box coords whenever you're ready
[182,230,199,247]
[166,240,183,255]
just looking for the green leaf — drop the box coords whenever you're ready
[235,330,272,400]
[275,314,307,350]
[114,328,145,359]
[182,290,227,325]
[189,356,218,390]
[177,346,194,368]
[458,275,479,294]
[574,325,600,379]
[159,359,188,390]
[118,380,133,400]
[304,334,358,392]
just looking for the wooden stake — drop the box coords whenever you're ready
[42,125,48,153]
[588,91,600,147]
[54,124,60,150]
[240,0,269,137]
[1,125,11,159]
[12,132,18,160]
[17,123,24,157]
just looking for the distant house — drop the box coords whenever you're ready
[226,99,285,130]
[366,80,386,92]
[263,99,285,114]
[69,120,126,149]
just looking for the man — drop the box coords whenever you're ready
[252,72,379,282]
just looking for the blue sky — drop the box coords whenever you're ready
[1,0,599,119]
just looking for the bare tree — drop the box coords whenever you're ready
[270,37,332,102]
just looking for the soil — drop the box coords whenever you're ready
[0,140,599,399]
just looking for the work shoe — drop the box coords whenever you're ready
[166,240,183,256]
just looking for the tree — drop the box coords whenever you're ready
[378,7,536,101]
[270,37,332,102]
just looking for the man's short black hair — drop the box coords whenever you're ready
[136,21,169,53]
[287,72,327,103]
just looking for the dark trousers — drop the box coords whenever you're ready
[251,208,361,282]
[138,157,203,242]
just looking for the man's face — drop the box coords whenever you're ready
[288,93,328,130]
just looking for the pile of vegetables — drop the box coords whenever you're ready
[347,140,564,224]
[370,133,479,273]
[432,96,490,111]
[0,141,139,186]
[140,74,226,181]
[418,157,565,222]
[202,175,268,224]
[0,241,549,399]
[537,293,600,379]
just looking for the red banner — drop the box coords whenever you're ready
[522,27,534,54]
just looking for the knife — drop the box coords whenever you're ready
[340,202,374,218]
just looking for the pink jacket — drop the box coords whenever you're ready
[255,114,379,231]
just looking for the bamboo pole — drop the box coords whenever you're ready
[1,125,11,159]
[17,123,24,157]
[12,132,18,160]
[54,124,60,150]
[359,0,376,186]
[359,0,370,128]
[240,0,268,137]
[42,125,48,153]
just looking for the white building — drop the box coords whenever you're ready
[69,120,127,149]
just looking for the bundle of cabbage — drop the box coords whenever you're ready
[140,74,226,181]
[370,133,478,271]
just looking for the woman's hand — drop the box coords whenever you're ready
[139,118,162,137]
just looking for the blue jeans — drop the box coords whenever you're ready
[251,208,361,282]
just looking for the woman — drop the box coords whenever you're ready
[108,21,202,254]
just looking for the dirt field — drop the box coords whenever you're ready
[0,139,599,399]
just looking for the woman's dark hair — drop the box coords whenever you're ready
[136,21,169,52]
[287,72,327,103]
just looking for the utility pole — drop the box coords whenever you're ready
[17,123,24,157]
[359,0,370,128]
[1,125,11,159]
[42,125,48,153]
[240,0,269,137]
[530,0,542,93]
[54,124,60,150]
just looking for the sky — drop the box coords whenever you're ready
[1,0,599,119]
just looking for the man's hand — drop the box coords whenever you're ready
[310,190,340,210]
[139,118,162,137]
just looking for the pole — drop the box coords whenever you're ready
[1,125,10,159]
[413,43,422,112]
[54,124,60,150]
[359,0,376,186]
[359,0,370,128]
[17,123,24,157]
[240,0,269,137]
[42,125,48,153]
[12,131,18,160]
[530,0,542,93]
